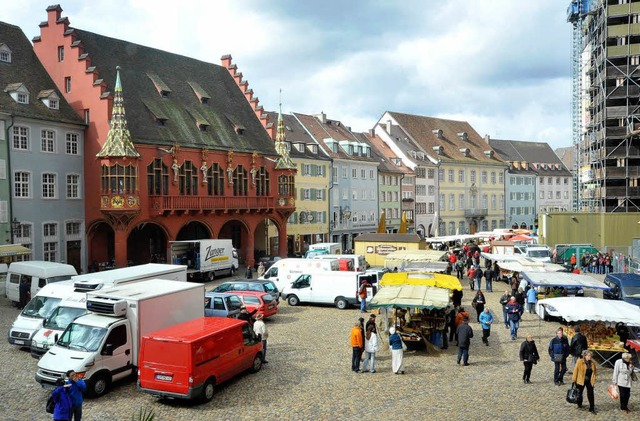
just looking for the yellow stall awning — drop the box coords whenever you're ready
[380,271,462,291]
[370,285,451,309]
[0,244,32,257]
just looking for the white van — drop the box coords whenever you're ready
[0,263,8,297]
[281,271,374,309]
[30,293,88,358]
[8,280,76,348]
[259,258,340,291]
[6,261,77,305]
[312,254,368,272]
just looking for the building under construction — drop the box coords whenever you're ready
[569,0,640,212]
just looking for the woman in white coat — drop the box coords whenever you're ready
[362,325,379,373]
[612,352,635,413]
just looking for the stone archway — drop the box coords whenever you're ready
[219,219,251,265]
[127,222,169,265]
[176,220,212,241]
[87,221,115,270]
[254,218,281,260]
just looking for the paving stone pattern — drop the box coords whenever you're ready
[0,275,636,420]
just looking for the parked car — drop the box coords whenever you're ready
[233,291,278,319]
[204,292,243,318]
[255,256,282,270]
[211,280,280,302]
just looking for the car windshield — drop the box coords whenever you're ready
[21,296,62,319]
[263,282,278,294]
[58,323,106,352]
[528,250,550,258]
[622,285,640,296]
[44,306,87,330]
[213,283,231,292]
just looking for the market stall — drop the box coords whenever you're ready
[536,297,640,367]
[384,250,448,273]
[369,284,450,347]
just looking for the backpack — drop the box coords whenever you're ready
[46,392,55,414]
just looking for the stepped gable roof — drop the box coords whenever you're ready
[0,22,84,125]
[264,111,330,161]
[489,138,572,176]
[71,28,277,155]
[387,112,503,165]
[362,131,412,175]
[293,112,377,163]
[353,132,402,174]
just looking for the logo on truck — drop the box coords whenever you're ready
[205,246,229,262]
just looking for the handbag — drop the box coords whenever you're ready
[566,383,580,404]
[631,371,638,382]
[608,384,619,400]
[552,353,564,363]
[401,340,407,352]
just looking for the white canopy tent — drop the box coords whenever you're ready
[522,272,610,290]
[536,297,640,326]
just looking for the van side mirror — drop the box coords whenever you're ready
[103,343,114,356]
[54,333,59,344]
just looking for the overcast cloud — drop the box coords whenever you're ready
[5,0,573,148]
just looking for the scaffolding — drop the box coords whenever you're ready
[569,0,640,213]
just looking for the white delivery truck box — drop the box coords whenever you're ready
[36,279,203,397]
[281,271,376,309]
[313,254,368,272]
[6,261,77,304]
[304,242,342,258]
[170,240,238,281]
[259,258,340,291]
[7,280,76,348]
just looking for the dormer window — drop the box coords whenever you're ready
[201,97,209,104]
[48,99,58,109]
[5,83,29,104]
[187,81,210,105]
[432,146,443,155]
[459,148,470,157]
[38,90,60,110]
[294,143,304,152]
[147,73,171,98]
[332,144,338,153]
[307,144,318,154]
[0,44,11,63]
[392,158,401,165]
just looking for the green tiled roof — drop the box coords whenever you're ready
[72,28,277,156]
[0,22,84,125]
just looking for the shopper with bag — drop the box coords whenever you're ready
[388,327,405,374]
[612,352,635,413]
[519,335,540,384]
[548,328,570,386]
[571,350,597,414]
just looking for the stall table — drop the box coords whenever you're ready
[589,346,626,368]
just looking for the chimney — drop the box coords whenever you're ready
[220,54,233,69]
[457,132,468,142]
[432,129,443,139]
[386,120,392,134]
[368,128,375,136]
[484,134,491,144]
[315,112,326,124]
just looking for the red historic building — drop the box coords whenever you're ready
[32,5,295,268]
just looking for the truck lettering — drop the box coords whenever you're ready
[205,246,226,261]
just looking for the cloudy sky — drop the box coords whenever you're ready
[6,0,573,148]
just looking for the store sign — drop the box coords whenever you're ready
[376,244,397,255]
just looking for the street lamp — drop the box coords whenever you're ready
[9,217,20,243]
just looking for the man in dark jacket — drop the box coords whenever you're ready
[237,306,257,326]
[484,267,494,292]
[452,289,463,308]
[569,326,589,371]
[506,297,522,340]
[455,317,474,366]
[548,327,570,385]
[519,335,540,384]
[499,291,510,329]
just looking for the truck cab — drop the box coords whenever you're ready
[603,273,640,307]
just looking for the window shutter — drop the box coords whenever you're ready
[310,189,316,200]
[0,159,5,179]
[0,201,7,223]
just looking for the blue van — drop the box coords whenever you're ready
[603,273,640,307]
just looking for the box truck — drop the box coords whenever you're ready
[312,254,368,272]
[259,258,340,291]
[281,271,378,309]
[170,240,238,281]
[304,242,342,258]
[29,264,186,358]
[6,261,77,304]
[35,280,203,397]
[138,317,263,402]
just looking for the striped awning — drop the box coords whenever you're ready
[0,244,32,257]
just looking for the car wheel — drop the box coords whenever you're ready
[88,372,110,398]
[249,354,262,373]
[200,378,215,403]
[208,271,215,281]
[335,297,349,310]
[287,295,299,306]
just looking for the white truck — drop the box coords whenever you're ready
[36,279,203,397]
[259,258,340,291]
[170,240,238,281]
[304,242,342,258]
[281,271,378,310]
[313,254,368,272]
[28,264,186,357]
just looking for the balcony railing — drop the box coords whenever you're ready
[148,195,294,215]
[464,208,488,218]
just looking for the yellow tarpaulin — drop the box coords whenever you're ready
[369,285,451,309]
[0,244,32,257]
[380,272,463,291]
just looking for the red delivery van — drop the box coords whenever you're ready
[137,317,263,402]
